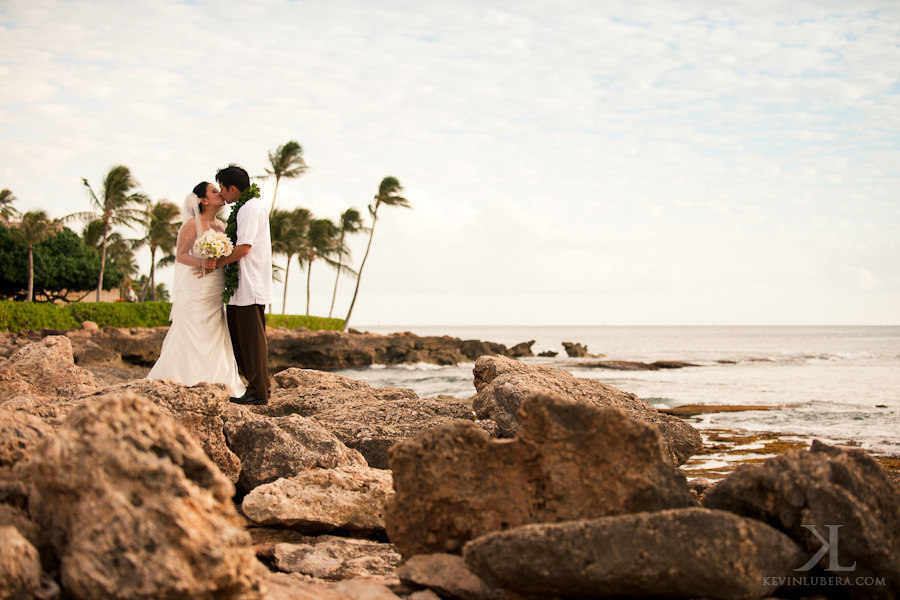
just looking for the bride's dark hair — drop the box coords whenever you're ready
[193,182,210,215]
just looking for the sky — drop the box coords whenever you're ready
[1,0,899,326]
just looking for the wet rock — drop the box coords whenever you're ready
[268,330,510,371]
[225,412,366,492]
[703,440,900,599]
[463,507,805,600]
[0,336,99,399]
[561,341,592,357]
[26,392,261,599]
[271,535,400,581]
[0,526,42,600]
[398,553,505,600]
[506,341,534,358]
[385,393,697,558]
[472,355,701,465]
[242,465,393,534]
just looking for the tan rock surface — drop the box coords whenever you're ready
[27,392,261,599]
[0,336,99,399]
[385,393,697,558]
[471,355,701,465]
[243,465,393,534]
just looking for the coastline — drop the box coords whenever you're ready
[2,324,895,483]
[72,354,900,486]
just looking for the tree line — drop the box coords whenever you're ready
[0,140,411,331]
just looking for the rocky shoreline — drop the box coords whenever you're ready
[0,331,898,599]
[0,324,702,373]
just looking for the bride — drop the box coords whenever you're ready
[146,182,246,397]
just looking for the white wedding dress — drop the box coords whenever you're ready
[147,198,246,397]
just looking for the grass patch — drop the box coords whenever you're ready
[265,314,344,331]
[0,300,344,332]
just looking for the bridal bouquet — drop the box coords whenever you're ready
[192,230,233,266]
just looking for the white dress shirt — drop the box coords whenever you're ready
[229,196,273,306]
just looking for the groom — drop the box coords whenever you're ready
[214,164,273,406]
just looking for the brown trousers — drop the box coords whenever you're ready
[226,304,269,400]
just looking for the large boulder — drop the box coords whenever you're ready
[471,355,701,465]
[26,393,261,599]
[254,369,477,469]
[385,393,697,558]
[82,379,242,483]
[225,412,366,492]
[0,336,100,399]
[462,507,805,600]
[242,465,393,534]
[703,440,900,599]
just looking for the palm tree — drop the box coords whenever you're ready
[15,211,61,302]
[270,207,312,314]
[82,220,141,300]
[344,176,410,330]
[0,189,20,226]
[135,200,179,301]
[68,166,149,301]
[263,141,308,215]
[299,218,339,316]
[328,207,366,318]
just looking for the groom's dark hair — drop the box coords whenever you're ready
[216,164,250,192]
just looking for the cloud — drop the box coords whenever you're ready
[0,0,898,324]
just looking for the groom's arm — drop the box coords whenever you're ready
[216,244,251,267]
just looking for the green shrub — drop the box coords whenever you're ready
[0,300,343,332]
[0,300,78,332]
[266,314,344,331]
[64,302,173,328]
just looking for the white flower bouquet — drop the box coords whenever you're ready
[192,230,233,263]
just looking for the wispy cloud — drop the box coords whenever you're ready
[0,0,897,323]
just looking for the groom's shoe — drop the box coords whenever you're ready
[229,392,267,406]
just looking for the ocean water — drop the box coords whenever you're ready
[334,326,900,456]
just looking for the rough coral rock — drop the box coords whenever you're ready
[385,393,697,558]
[27,392,261,599]
[471,355,701,465]
[703,440,900,599]
[242,465,393,533]
[462,507,805,600]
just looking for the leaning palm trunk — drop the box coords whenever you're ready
[343,223,376,331]
[26,245,35,302]
[269,177,281,215]
[305,258,315,316]
[150,248,157,301]
[328,237,346,318]
[96,229,109,302]
[282,257,293,315]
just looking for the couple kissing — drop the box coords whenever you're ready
[147,164,273,406]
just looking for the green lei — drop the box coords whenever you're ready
[222,183,261,303]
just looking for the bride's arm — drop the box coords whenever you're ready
[175,220,214,269]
